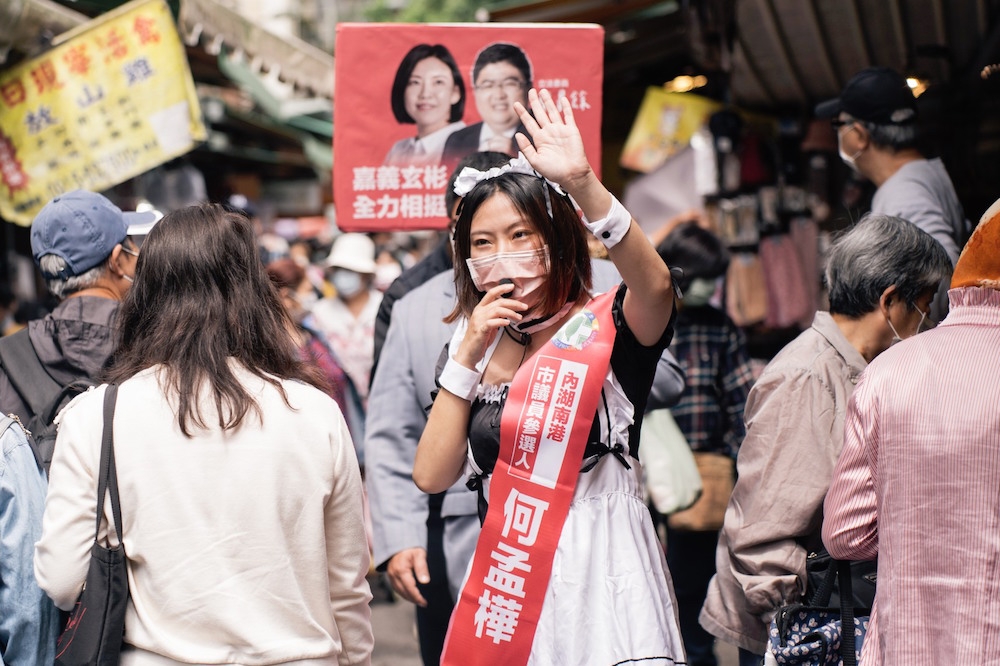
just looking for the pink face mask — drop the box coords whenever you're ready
[466,245,550,311]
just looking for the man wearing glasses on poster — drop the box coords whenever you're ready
[441,42,532,169]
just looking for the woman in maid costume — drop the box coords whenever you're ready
[413,88,686,666]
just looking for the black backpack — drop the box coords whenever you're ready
[0,330,94,474]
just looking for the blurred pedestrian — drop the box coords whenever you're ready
[656,222,755,666]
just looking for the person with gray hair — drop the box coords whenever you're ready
[815,67,969,319]
[700,214,950,666]
[0,190,156,449]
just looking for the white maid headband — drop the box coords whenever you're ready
[452,153,566,198]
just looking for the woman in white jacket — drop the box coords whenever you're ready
[35,203,373,666]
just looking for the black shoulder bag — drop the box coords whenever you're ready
[55,384,129,666]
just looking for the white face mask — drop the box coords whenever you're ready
[466,245,550,314]
[886,306,928,345]
[332,269,364,299]
[296,290,318,312]
[374,262,403,292]
[682,277,717,307]
[837,126,863,172]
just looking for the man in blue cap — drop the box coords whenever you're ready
[0,190,157,450]
[0,189,156,666]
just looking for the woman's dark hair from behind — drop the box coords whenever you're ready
[106,203,327,436]
[391,43,466,125]
[446,172,592,323]
[656,222,730,293]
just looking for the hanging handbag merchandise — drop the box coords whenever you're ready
[666,451,734,531]
[766,558,870,666]
[637,407,702,515]
[55,384,129,666]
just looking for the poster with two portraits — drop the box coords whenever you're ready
[333,23,604,232]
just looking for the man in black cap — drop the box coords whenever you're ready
[816,67,969,268]
[816,67,970,320]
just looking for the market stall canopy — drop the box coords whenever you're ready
[0,0,87,63]
[177,0,333,99]
[729,0,996,112]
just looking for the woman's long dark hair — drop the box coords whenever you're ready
[105,204,325,436]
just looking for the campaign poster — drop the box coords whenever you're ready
[619,88,721,173]
[0,0,206,226]
[333,23,604,232]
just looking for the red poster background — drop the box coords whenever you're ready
[333,23,604,232]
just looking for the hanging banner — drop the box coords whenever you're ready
[619,88,721,173]
[333,23,604,232]
[0,0,206,226]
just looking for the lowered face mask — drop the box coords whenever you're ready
[682,277,717,307]
[837,130,863,173]
[466,245,550,313]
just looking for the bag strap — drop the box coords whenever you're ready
[838,559,857,666]
[95,384,124,547]
[808,553,839,606]
[0,330,61,417]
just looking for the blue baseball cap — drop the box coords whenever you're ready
[30,190,158,279]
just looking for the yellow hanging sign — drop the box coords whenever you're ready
[0,0,206,225]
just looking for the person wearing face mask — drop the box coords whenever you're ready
[312,233,383,414]
[815,67,970,321]
[700,214,950,666]
[414,89,687,665]
[822,198,1000,666]
[0,191,156,449]
[654,223,755,666]
[266,258,365,453]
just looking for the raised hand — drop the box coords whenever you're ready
[513,88,593,193]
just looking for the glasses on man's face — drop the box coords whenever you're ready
[121,243,140,258]
[830,118,854,130]
[474,77,525,93]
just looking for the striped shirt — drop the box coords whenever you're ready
[823,286,1000,665]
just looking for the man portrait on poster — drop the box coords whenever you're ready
[440,42,533,170]
[384,43,467,167]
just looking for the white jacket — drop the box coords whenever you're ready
[35,367,373,665]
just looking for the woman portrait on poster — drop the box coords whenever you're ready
[413,88,686,666]
[384,43,466,167]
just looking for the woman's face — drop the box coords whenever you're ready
[468,193,543,259]
[405,56,461,137]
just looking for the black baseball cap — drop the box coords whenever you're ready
[815,67,917,125]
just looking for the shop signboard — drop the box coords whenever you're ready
[619,88,722,173]
[333,23,604,232]
[0,0,206,226]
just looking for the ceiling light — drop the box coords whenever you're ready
[663,75,708,93]
[906,76,928,98]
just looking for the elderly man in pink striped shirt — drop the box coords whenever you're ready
[824,198,1000,665]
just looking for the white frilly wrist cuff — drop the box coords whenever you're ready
[582,195,631,249]
[438,356,482,402]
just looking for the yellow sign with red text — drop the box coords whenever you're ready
[0,0,205,225]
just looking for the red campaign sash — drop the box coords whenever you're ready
[441,290,618,666]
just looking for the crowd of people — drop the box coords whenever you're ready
[0,65,997,666]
